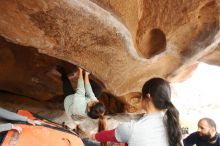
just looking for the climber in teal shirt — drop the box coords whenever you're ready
[64,67,106,121]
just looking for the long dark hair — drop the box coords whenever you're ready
[142,77,182,146]
[87,102,109,146]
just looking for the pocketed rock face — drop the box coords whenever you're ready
[0,0,220,106]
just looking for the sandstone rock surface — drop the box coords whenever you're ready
[0,0,220,109]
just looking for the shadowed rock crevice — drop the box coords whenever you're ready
[0,36,104,101]
[0,36,64,100]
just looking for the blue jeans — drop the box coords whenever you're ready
[82,138,100,146]
[0,132,6,144]
[82,138,115,146]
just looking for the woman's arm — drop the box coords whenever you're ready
[90,129,128,146]
[90,122,132,143]
[0,123,22,133]
[0,108,27,122]
[84,71,97,101]
[71,68,85,95]
[0,123,13,132]
[0,108,40,126]
[90,129,118,142]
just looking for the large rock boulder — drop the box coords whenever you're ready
[0,0,220,109]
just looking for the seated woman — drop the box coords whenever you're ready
[64,67,109,146]
[89,77,182,146]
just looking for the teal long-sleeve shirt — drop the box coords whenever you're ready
[64,79,98,118]
[0,108,28,132]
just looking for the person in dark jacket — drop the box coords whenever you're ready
[183,118,220,146]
